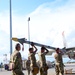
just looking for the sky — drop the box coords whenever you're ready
[0,0,75,63]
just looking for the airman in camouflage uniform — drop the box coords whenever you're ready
[10,43,24,75]
[38,46,49,75]
[26,57,31,75]
[54,48,64,75]
[28,44,39,75]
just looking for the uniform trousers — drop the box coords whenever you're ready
[40,67,48,75]
[12,69,24,75]
[55,64,64,75]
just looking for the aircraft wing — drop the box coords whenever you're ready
[46,50,55,55]
[12,37,56,50]
[66,47,75,51]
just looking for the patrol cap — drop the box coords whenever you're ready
[41,46,45,50]
[29,48,33,51]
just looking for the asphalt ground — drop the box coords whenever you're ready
[0,68,55,75]
[0,63,75,75]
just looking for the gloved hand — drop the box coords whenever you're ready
[31,42,34,46]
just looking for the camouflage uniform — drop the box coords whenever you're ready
[10,50,24,75]
[29,52,39,75]
[39,50,49,75]
[26,59,30,75]
[54,52,64,75]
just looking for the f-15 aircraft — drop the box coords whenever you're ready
[12,37,75,59]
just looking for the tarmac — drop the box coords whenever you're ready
[0,63,75,75]
[0,68,55,75]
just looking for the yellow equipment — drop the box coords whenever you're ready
[33,67,39,74]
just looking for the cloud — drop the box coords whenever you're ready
[28,0,75,47]
[0,0,75,62]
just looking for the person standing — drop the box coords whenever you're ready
[39,46,49,75]
[26,57,31,75]
[28,43,39,75]
[9,43,24,75]
[54,48,64,75]
[0,62,3,71]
